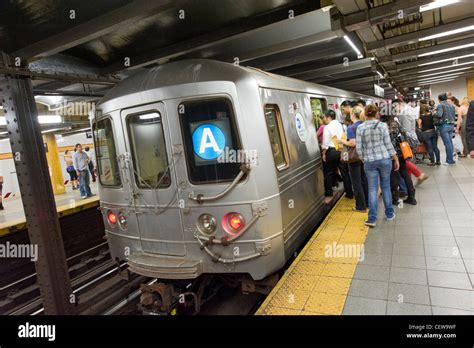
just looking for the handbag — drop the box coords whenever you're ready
[340,145,360,163]
[400,141,413,159]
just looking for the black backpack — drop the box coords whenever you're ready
[432,104,446,126]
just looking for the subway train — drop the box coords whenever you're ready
[93,59,381,310]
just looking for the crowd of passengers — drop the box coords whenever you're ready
[318,93,474,227]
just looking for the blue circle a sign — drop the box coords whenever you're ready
[192,124,226,160]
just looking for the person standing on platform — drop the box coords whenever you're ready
[435,93,457,165]
[321,109,353,204]
[455,97,469,158]
[84,146,97,183]
[73,143,94,199]
[357,99,366,108]
[338,105,368,212]
[386,115,417,206]
[396,99,429,185]
[356,105,399,227]
[418,103,441,166]
[63,149,78,190]
[0,175,4,210]
[341,100,353,126]
[466,100,474,158]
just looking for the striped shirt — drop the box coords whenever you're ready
[356,120,396,163]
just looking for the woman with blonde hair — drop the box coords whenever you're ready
[339,105,368,212]
[456,97,470,158]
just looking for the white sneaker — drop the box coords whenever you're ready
[81,196,87,199]
[386,214,396,221]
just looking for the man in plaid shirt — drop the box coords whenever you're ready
[356,105,399,227]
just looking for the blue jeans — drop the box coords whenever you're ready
[422,130,440,163]
[364,158,394,223]
[438,124,455,164]
[78,169,92,197]
[398,173,407,194]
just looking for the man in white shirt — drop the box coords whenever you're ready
[321,110,353,202]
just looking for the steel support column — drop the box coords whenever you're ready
[0,53,74,314]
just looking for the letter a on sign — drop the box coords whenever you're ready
[199,128,220,154]
[192,123,226,160]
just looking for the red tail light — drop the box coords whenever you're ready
[107,211,117,225]
[222,212,245,235]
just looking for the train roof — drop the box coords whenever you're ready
[97,59,375,108]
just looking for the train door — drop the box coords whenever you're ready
[120,102,186,256]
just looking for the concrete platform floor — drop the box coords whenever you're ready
[0,182,99,231]
[257,156,474,316]
[344,157,474,315]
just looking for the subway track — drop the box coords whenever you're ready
[3,193,342,316]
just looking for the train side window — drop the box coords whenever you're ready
[126,112,170,189]
[264,104,288,170]
[93,118,121,187]
[310,97,326,130]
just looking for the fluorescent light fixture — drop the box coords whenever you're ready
[0,131,7,135]
[417,76,460,83]
[344,35,364,59]
[139,114,159,120]
[416,67,473,78]
[321,4,335,12]
[414,87,421,90]
[0,105,3,109]
[417,71,468,80]
[377,71,384,78]
[420,0,459,12]
[416,76,464,85]
[418,43,474,57]
[418,53,474,66]
[419,25,474,42]
[41,127,71,134]
[427,78,457,84]
[0,115,62,126]
[418,62,474,73]
[38,115,62,124]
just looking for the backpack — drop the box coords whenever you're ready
[432,104,446,126]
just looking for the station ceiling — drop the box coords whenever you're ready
[0,0,473,130]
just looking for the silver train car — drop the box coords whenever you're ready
[94,59,379,302]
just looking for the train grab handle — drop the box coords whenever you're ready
[188,162,251,204]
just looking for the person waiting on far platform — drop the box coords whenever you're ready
[84,146,97,183]
[73,143,95,199]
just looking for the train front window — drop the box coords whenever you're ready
[179,98,242,184]
[127,112,170,188]
[93,118,121,187]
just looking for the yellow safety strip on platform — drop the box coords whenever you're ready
[0,196,100,236]
[256,198,369,315]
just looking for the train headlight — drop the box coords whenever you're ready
[197,214,217,235]
[118,211,127,229]
[107,210,117,226]
[222,212,246,236]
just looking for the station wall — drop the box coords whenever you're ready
[430,77,468,101]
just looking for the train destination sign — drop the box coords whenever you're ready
[192,123,226,160]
